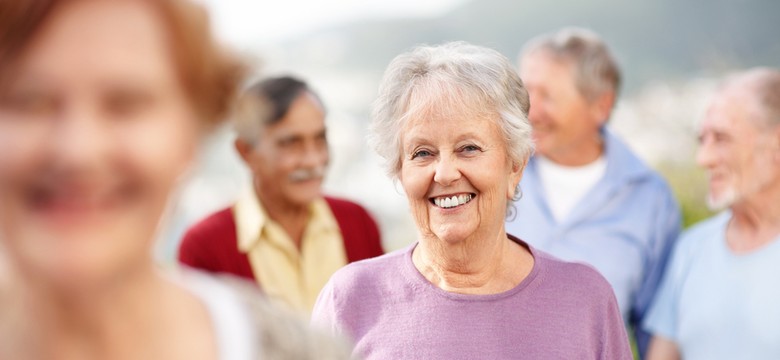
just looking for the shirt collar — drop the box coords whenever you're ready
[233,187,338,253]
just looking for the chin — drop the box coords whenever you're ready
[287,193,320,207]
[706,189,737,211]
[9,212,157,287]
[429,224,474,245]
[18,241,140,290]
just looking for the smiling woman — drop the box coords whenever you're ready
[311,42,634,359]
[0,1,348,359]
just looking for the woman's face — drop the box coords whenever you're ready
[0,1,198,287]
[399,101,524,246]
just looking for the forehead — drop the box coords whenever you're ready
[519,51,575,87]
[701,88,761,135]
[404,80,493,122]
[402,95,500,139]
[15,1,174,88]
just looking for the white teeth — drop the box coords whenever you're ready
[433,194,473,208]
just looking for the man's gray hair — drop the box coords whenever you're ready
[369,41,534,181]
[520,27,621,102]
[723,67,780,128]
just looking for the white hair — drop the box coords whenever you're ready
[369,41,534,187]
[519,27,621,102]
[722,67,780,128]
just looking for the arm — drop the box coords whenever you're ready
[602,286,636,360]
[645,336,681,360]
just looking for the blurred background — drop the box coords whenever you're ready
[156,0,780,260]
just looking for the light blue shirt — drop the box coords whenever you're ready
[506,129,681,355]
[644,211,780,360]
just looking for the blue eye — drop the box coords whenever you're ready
[411,149,433,159]
[461,144,481,152]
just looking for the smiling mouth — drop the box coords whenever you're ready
[430,193,475,209]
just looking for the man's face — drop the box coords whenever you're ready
[519,51,608,165]
[244,92,329,208]
[696,88,780,210]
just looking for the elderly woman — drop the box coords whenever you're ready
[311,42,633,359]
[0,0,348,359]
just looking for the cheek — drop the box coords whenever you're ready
[117,110,198,195]
[0,120,49,176]
[400,164,429,200]
[0,122,49,226]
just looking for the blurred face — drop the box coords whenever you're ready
[519,51,607,165]
[0,1,199,287]
[244,93,329,209]
[399,102,523,246]
[696,88,780,210]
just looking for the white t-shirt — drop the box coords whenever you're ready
[171,268,352,360]
[171,270,259,360]
[536,155,607,221]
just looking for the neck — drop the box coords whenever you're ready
[728,189,780,253]
[546,133,604,166]
[254,182,312,248]
[412,230,532,295]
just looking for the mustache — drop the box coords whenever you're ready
[288,167,326,182]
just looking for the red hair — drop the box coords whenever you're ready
[0,0,246,125]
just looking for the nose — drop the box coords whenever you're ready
[299,139,329,169]
[433,155,461,186]
[51,103,109,171]
[695,136,716,169]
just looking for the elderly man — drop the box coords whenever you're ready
[178,76,384,313]
[644,68,780,360]
[505,27,681,355]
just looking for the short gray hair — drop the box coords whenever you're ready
[520,27,621,102]
[234,76,324,146]
[369,41,534,180]
[722,67,780,128]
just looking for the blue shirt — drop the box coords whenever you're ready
[506,130,681,355]
[644,211,780,360]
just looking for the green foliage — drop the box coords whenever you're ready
[657,161,714,229]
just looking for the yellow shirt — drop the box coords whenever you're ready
[233,189,347,314]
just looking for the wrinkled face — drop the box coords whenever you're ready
[696,89,780,210]
[519,51,605,165]
[245,93,329,208]
[399,102,523,245]
[0,1,198,287]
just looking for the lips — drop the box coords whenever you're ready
[24,177,137,225]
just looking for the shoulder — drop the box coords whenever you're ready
[178,270,352,359]
[605,131,674,190]
[675,212,729,254]
[533,248,615,298]
[183,207,235,239]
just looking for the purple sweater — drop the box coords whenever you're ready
[312,237,632,359]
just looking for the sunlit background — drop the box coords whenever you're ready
[156,0,780,261]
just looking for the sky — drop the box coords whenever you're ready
[197,0,466,46]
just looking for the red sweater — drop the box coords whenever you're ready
[178,196,384,282]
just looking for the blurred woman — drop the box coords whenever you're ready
[311,42,633,359]
[0,0,348,359]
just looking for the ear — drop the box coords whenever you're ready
[591,91,616,127]
[506,157,528,200]
[234,138,253,164]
